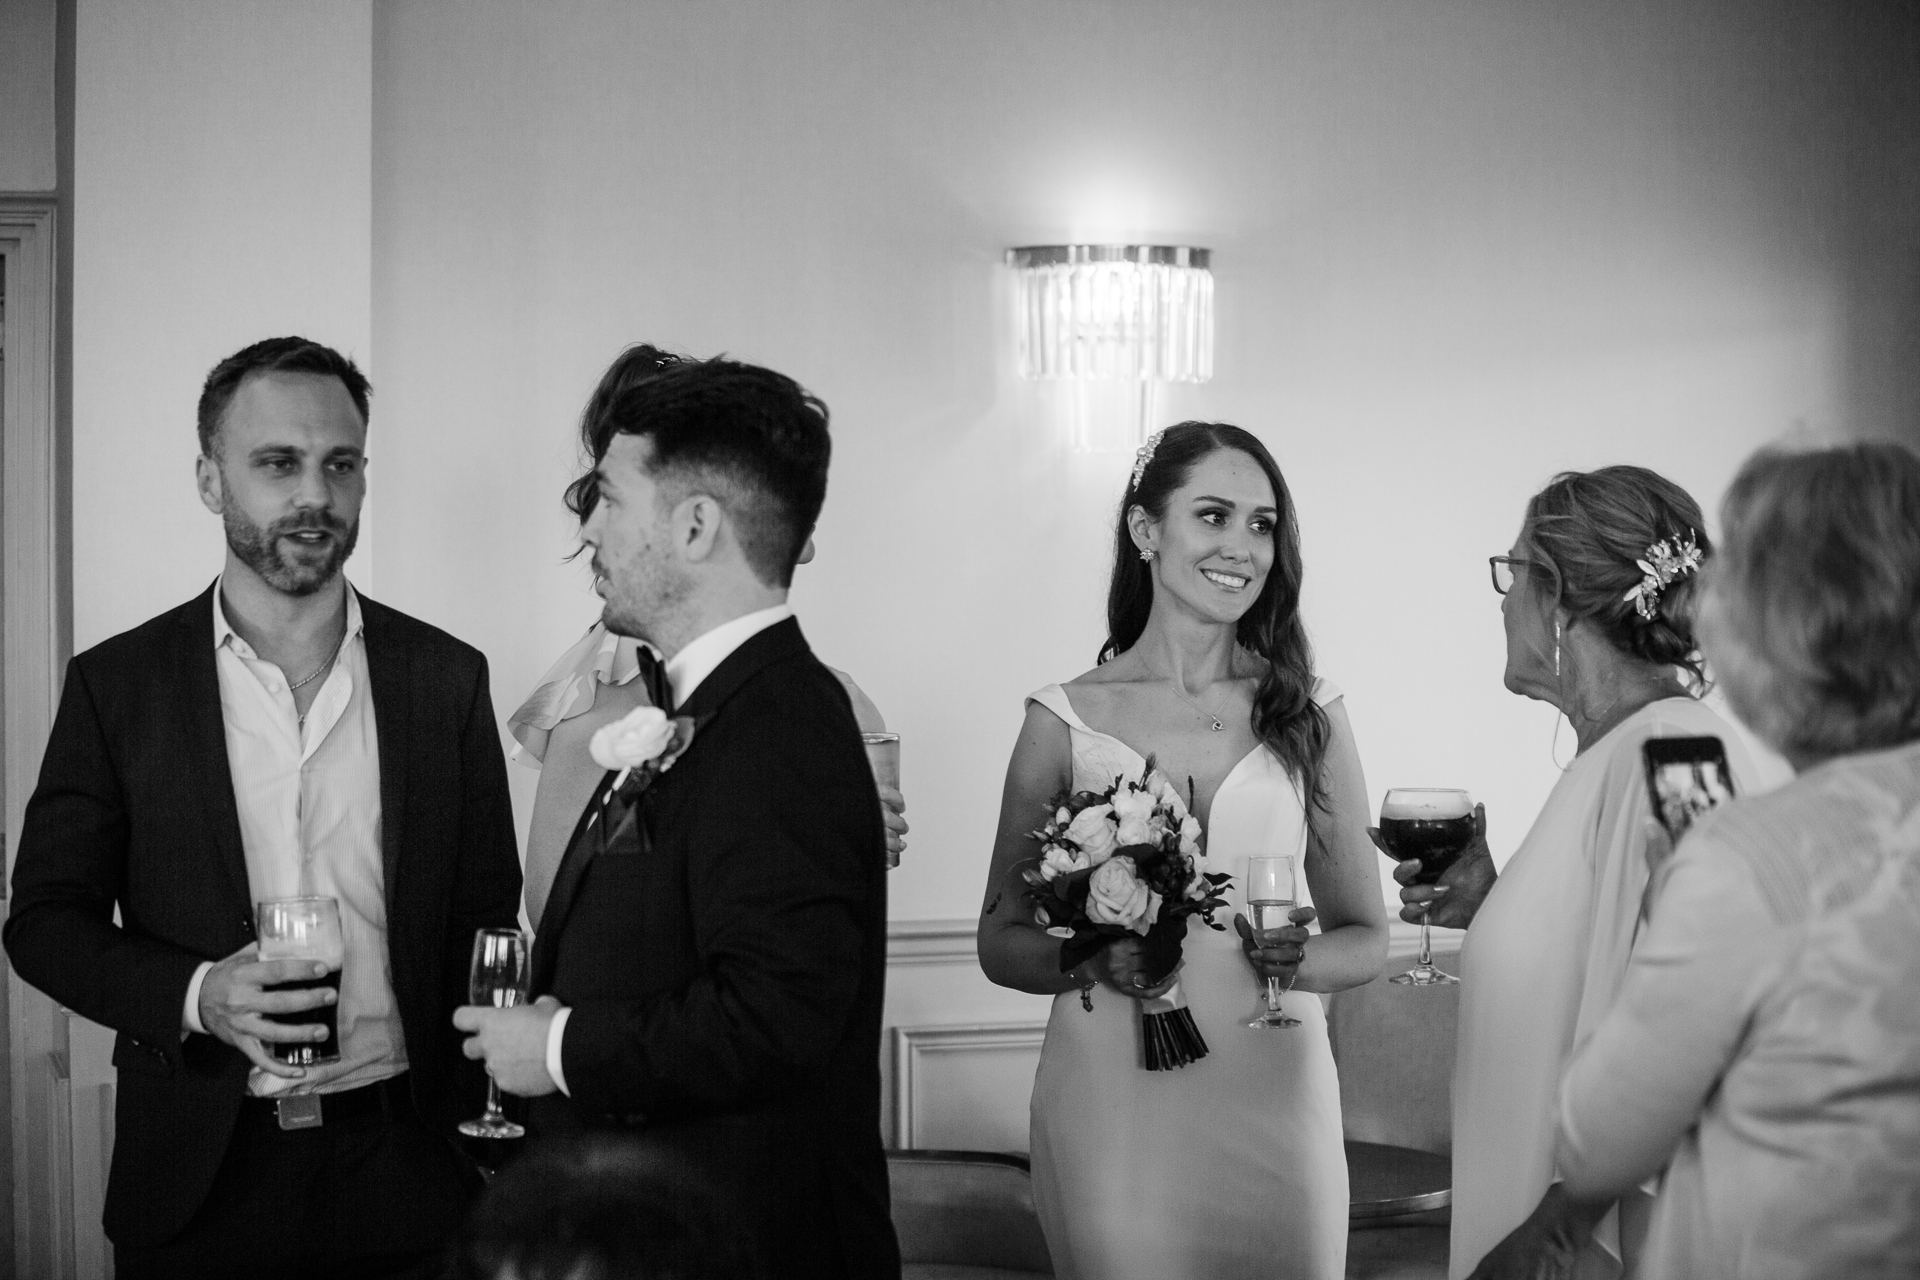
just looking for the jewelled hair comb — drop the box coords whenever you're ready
[1130,430,1166,491]
[1623,530,1703,621]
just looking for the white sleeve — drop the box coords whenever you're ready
[182,961,214,1036]
[544,1005,572,1096]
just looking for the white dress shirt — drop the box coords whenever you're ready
[183,580,407,1096]
[543,602,794,1095]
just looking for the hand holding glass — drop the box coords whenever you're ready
[863,732,903,869]
[1246,855,1302,1029]
[255,896,344,1065]
[1379,788,1472,986]
[459,928,530,1140]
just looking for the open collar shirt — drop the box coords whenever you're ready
[183,578,407,1096]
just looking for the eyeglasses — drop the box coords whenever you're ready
[1488,556,1531,595]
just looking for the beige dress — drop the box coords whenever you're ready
[1025,681,1349,1280]
[1450,698,1759,1279]
[1559,738,1920,1280]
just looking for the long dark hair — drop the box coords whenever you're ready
[1101,422,1330,809]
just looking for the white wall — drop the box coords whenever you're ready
[369,0,1846,921]
[73,0,373,652]
[0,0,57,192]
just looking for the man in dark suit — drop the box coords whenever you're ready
[456,359,899,1279]
[4,337,523,1279]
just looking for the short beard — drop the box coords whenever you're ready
[223,503,359,597]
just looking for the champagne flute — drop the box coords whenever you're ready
[1380,788,1472,986]
[1246,854,1302,1029]
[459,927,530,1140]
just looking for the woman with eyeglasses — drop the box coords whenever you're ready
[1382,467,1763,1280]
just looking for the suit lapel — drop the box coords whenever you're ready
[531,618,812,983]
[181,582,255,915]
[361,597,411,932]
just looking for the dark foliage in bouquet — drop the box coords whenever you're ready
[1020,760,1232,1069]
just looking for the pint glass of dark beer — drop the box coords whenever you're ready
[1378,788,1474,987]
[256,896,344,1065]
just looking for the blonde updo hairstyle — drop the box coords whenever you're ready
[1518,465,1711,688]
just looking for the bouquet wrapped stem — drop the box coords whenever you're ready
[1022,760,1231,1072]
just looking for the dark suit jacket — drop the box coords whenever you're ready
[531,617,899,1280]
[3,582,523,1247]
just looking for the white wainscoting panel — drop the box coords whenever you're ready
[882,919,1054,1156]
[891,1022,1048,1151]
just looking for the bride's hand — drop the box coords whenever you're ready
[1235,908,1314,986]
[1092,936,1179,1001]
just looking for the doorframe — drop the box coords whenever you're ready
[2,195,75,1280]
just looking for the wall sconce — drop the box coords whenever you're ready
[1007,244,1213,451]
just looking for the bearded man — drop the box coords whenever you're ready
[5,336,522,1279]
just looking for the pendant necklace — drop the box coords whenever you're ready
[1168,679,1230,732]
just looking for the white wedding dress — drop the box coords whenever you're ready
[1024,682,1349,1280]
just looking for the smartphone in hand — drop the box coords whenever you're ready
[1643,735,1737,842]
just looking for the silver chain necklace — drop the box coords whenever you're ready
[286,631,348,691]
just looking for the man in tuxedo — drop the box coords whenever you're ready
[456,359,899,1279]
[5,337,523,1278]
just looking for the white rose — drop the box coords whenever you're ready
[589,705,676,772]
[1111,787,1157,847]
[1039,843,1092,882]
[1085,856,1152,933]
[1062,804,1118,865]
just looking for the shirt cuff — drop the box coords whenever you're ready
[183,961,214,1036]
[544,1005,572,1097]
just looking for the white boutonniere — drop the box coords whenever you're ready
[589,705,699,796]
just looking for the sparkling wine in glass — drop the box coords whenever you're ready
[459,927,530,1140]
[1379,788,1473,987]
[1245,854,1302,1029]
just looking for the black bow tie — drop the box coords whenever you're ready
[636,645,674,716]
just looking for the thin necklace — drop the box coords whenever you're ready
[287,631,348,691]
[1167,678,1231,732]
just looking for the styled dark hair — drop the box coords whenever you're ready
[593,358,830,589]
[1103,422,1329,808]
[1711,442,1920,759]
[196,336,370,457]
[1518,466,1711,686]
[452,1134,752,1280]
[564,343,695,524]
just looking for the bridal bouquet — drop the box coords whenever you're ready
[1022,763,1232,1070]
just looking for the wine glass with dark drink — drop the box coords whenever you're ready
[1379,788,1473,987]
[459,928,530,1140]
[256,896,344,1065]
[1245,854,1303,1029]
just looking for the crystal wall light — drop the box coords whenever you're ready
[1007,244,1213,451]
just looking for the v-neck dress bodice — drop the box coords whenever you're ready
[1022,681,1349,1280]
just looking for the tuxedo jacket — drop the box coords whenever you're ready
[531,617,899,1280]
[3,582,523,1247]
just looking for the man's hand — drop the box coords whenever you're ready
[879,785,909,861]
[1371,802,1497,930]
[455,995,561,1097]
[197,942,336,1079]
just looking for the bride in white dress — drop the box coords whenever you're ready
[977,423,1389,1280]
